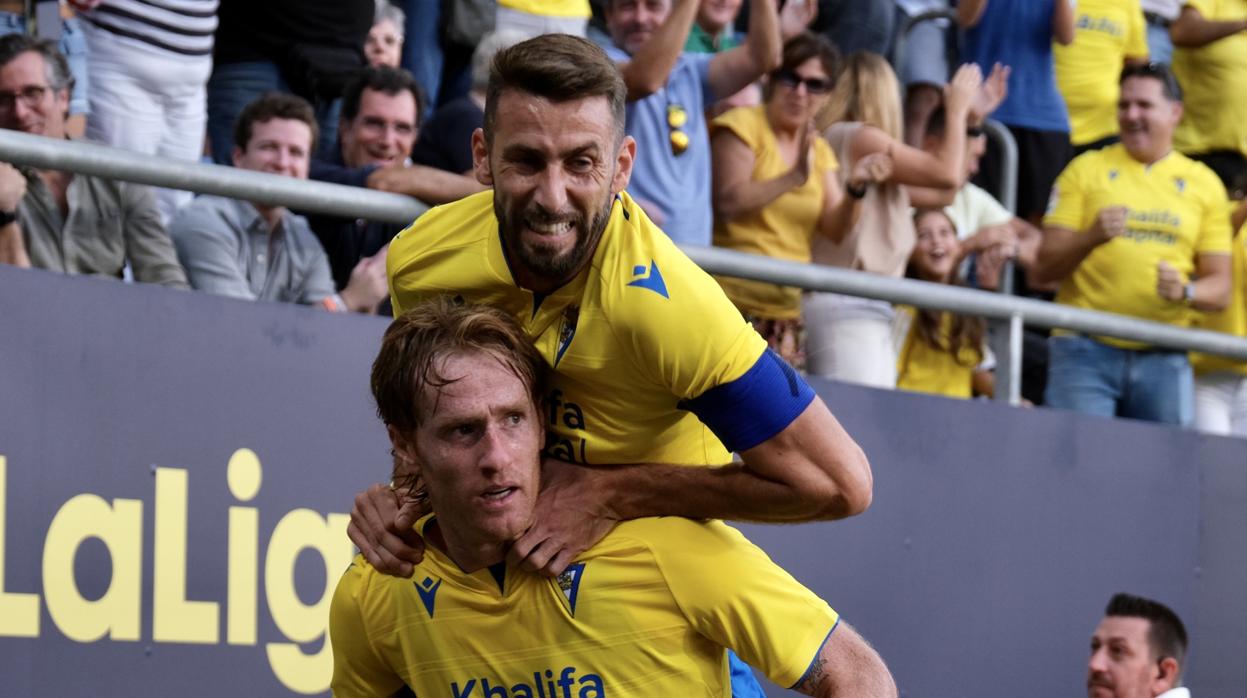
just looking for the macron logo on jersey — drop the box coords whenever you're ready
[451,666,605,698]
[415,576,442,618]
[626,261,669,299]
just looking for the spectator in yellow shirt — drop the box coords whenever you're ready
[895,208,995,400]
[1035,62,1232,425]
[1054,0,1150,153]
[710,32,885,367]
[1191,176,1247,435]
[1170,0,1247,189]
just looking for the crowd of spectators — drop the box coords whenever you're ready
[0,0,1245,436]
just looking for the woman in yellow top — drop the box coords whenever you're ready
[1192,180,1247,436]
[710,32,891,367]
[895,208,995,399]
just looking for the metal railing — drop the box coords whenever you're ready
[4,131,1247,406]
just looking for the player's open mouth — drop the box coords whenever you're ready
[525,220,575,236]
[480,486,517,506]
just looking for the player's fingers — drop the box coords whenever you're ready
[514,535,560,574]
[507,528,543,568]
[346,520,379,564]
[542,547,580,578]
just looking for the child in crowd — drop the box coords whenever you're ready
[894,208,995,399]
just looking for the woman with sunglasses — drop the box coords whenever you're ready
[801,53,984,388]
[709,32,887,368]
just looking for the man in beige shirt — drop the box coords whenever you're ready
[0,34,186,287]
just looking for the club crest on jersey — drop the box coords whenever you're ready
[415,576,442,618]
[555,305,579,367]
[626,260,669,299]
[553,563,587,617]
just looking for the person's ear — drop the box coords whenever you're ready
[472,128,493,186]
[1153,656,1180,692]
[1170,101,1184,127]
[387,425,420,476]
[231,146,244,168]
[611,135,636,195]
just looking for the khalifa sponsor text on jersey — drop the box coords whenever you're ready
[451,666,605,698]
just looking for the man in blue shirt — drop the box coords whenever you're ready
[598,0,782,246]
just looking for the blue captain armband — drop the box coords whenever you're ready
[678,349,816,453]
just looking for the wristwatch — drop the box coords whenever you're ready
[0,210,16,226]
[1182,282,1195,304]
[846,181,869,200]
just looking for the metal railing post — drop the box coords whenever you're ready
[991,313,1023,405]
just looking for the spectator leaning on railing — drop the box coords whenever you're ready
[1034,63,1232,426]
[170,93,387,314]
[0,34,186,288]
[303,66,485,293]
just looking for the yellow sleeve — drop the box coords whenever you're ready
[330,560,406,698]
[1196,171,1233,256]
[649,520,839,689]
[1125,1,1149,58]
[1043,156,1089,232]
[608,216,768,398]
[710,106,763,152]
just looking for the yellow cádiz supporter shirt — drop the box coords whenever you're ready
[1054,0,1149,146]
[894,307,986,399]
[1191,207,1247,374]
[388,190,810,466]
[1044,144,1232,348]
[330,517,840,698]
[1173,0,1247,158]
[499,0,591,18]
[710,105,838,319]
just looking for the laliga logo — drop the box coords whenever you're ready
[0,450,353,694]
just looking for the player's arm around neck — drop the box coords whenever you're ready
[599,396,873,523]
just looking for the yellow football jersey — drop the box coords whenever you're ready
[1191,208,1247,375]
[1173,0,1247,158]
[330,516,839,698]
[895,307,984,399]
[1054,0,1148,146]
[1044,144,1233,348]
[388,190,810,466]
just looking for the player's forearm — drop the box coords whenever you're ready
[620,0,698,100]
[0,221,30,266]
[600,401,873,523]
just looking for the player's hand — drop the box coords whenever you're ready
[1091,206,1128,243]
[346,482,429,578]
[507,458,620,577]
[1156,260,1186,302]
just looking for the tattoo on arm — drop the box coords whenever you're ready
[794,652,829,695]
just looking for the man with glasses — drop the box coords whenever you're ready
[0,34,186,287]
[598,0,782,245]
[1035,62,1233,425]
[1087,592,1190,698]
[304,66,484,296]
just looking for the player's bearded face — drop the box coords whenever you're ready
[495,186,614,282]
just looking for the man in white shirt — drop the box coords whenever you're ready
[1088,592,1191,698]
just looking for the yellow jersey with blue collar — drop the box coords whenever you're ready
[330,516,839,697]
[1043,144,1233,349]
[388,190,812,465]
